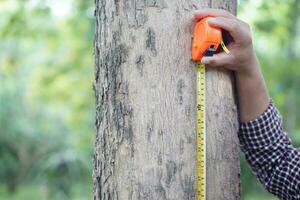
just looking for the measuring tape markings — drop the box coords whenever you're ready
[196,62,206,200]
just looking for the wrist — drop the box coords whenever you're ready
[236,54,260,78]
[235,55,270,122]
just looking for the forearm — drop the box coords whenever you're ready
[238,101,300,199]
[235,55,270,122]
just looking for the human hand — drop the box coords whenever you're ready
[193,9,259,76]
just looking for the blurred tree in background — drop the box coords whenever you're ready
[239,0,300,199]
[0,0,299,199]
[0,0,94,199]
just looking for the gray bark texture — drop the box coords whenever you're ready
[93,0,240,199]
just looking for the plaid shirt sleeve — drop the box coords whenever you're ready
[238,100,300,200]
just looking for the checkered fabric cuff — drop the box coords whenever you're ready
[238,100,284,149]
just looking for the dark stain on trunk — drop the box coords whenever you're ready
[147,113,155,142]
[180,174,195,200]
[165,161,177,187]
[177,79,185,105]
[146,27,157,56]
[135,55,145,76]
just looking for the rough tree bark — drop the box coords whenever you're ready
[93,0,240,199]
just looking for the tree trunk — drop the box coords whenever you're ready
[93,0,240,199]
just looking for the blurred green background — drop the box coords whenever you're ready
[0,0,94,199]
[0,0,299,199]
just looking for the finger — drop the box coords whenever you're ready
[207,17,243,43]
[201,52,233,67]
[193,8,235,22]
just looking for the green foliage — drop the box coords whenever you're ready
[0,78,66,191]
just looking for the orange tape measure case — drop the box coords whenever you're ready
[192,17,222,61]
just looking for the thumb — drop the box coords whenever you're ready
[201,52,233,67]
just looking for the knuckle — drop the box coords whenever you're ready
[231,21,240,31]
[237,19,251,31]
[240,21,253,44]
[241,20,251,30]
[245,23,251,30]
[244,33,253,45]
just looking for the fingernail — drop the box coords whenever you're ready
[208,18,216,23]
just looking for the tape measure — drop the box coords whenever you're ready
[192,17,230,200]
[196,61,206,200]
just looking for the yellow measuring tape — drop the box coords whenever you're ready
[196,41,229,200]
[196,61,206,200]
